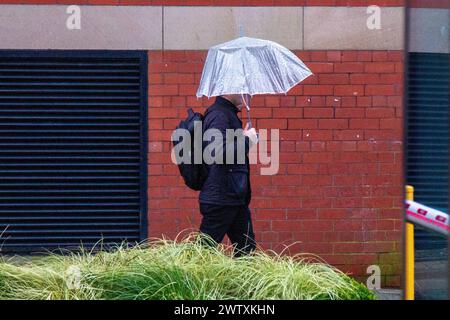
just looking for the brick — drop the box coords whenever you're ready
[372,95,387,106]
[340,51,358,62]
[288,119,317,129]
[334,175,362,186]
[341,96,357,107]
[318,119,348,129]
[149,85,178,96]
[334,151,364,163]
[150,62,177,73]
[365,85,396,96]
[287,164,318,175]
[257,119,287,129]
[303,130,333,140]
[303,85,333,96]
[304,108,334,118]
[335,220,362,231]
[309,51,328,61]
[333,197,363,208]
[334,243,363,254]
[311,141,326,151]
[357,51,373,62]
[326,96,341,106]
[307,62,333,73]
[333,130,364,140]
[364,62,396,73]
[318,74,349,85]
[280,96,297,107]
[349,119,380,129]
[252,108,272,118]
[300,243,334,254]
[302,220,334,231]
[178,84,198,96]
[303,175,332,186]
[148,108,178,118]
[271,198,302,209]
[170,96,185,107]
[350,73,380,84]
[335,108,365,118]
[334,85,364,96]
[357,96,372,107]
[184,51,207,62]
[279,152,302,163]
[380,118,402,129]
[309,96,327,106]
[372,51,388,61]
[380,73,402,84]
[296,141,311,152]
[149,73,163,84]
[366,107,395,118]
[303,152,333,163]
[177,62,204,73]
[274,108,302,118]
[387,51,403,62]
[334,62,364,73]
[164,73,195,84]
[148,96,164,107]
[326,51,342,62]
[148,119,163,129]
[265,96,280,107]
[163,119,180,129]
[280,130,302,141]
[272,175,301,186]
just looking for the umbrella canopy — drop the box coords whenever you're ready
[196,36,313,98]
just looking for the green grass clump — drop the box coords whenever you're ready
[0,234,376,300]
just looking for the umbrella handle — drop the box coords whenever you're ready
[245,106,252,129]
[241,93,252,129]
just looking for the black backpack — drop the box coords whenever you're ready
[173,108,208,191]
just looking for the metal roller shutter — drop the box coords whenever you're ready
[407,52,449,250]
[0,51,148,252]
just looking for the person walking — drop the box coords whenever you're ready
[199,94,258,257]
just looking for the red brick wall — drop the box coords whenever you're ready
[148,50,404,286]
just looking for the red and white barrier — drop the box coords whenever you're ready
[405,200,449,237]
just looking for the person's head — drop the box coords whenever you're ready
[221,94,250,110]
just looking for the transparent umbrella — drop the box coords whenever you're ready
[196,36,313,127]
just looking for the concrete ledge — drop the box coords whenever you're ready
[409,8,450,53]
[163,6,303,50]
[0,5,162,50]
[304,7,404,50]
[0,5,406,50]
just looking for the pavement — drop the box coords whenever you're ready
[374,289,403,300]
[415,249,449,300]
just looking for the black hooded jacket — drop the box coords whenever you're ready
[199,96,251,206]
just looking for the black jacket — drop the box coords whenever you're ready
[199,96,251,206]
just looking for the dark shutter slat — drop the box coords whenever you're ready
[0,51,146,252]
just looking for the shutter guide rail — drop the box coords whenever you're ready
[406,52,449,251]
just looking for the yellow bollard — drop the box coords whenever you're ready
[405,185,414,300]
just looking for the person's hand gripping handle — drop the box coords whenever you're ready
[243,122,258,147]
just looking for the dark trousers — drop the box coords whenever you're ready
[199,203,256,257]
